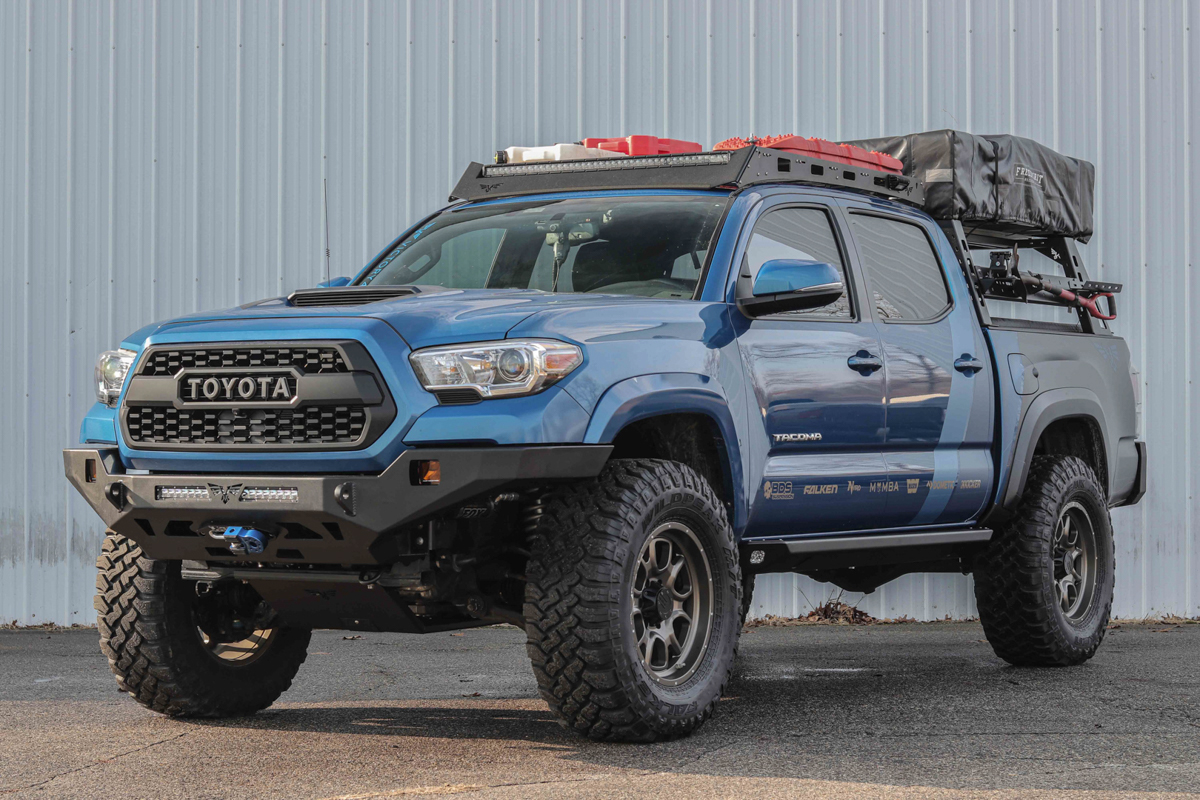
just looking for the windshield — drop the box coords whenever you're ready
[357,195,729,299]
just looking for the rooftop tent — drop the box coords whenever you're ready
[844,130,1095,242]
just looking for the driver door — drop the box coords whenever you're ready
[736,199,890,536]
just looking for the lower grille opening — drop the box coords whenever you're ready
[165,521,197,537]
[126,405,367,446]
[281,523,323,540]
[433,388,482,405]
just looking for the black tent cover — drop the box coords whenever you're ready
[845,130,1095,242]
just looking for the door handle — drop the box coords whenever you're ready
[847,351,882,374]
[954,354,984,374]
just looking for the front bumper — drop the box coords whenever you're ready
[64,444,611,564]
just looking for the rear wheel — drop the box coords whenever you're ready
[95,533,311,717]
[525,459,741,741]
[740,573,756,628]
[974,455,1114,666]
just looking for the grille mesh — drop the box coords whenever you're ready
[126,405,367,445]
[140,347,347,377]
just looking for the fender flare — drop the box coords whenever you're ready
[1002,387,1110,508]
[582,373,746,531]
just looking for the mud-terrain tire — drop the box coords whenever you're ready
[95,533,311,717]
[524,459,742,742]
[974,455,1114,666]
[741,573,756,628]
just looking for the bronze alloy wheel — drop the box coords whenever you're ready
[630,521,715,687]
[1052,500,1098,622]
[196,625,280,665]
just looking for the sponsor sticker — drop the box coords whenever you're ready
[764,480,794,501]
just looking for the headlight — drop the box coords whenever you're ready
[95,349,136,407]
[409,339,582,400]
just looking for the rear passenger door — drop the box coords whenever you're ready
[844,208,995,527]
[736,199,890,536]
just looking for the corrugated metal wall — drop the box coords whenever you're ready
[2,0,1196,625]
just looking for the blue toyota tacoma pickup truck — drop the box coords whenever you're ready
[66,131,1146,741]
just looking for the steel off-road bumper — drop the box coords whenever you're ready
[63,445,612,565]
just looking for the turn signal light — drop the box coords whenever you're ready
[414,460,441,486]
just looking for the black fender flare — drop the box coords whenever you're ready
[1002,387,1110,509]
[582,373,746,533]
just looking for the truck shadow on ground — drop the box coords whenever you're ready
[184,649,1171,790]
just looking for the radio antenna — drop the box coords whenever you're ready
[322,178,332,285]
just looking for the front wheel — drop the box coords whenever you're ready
[95,533,312,717]
[524,459,742,741]
[973,455,1115,666]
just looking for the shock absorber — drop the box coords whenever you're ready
[522,491,550,544]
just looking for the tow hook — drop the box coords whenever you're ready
[221,526,270,556]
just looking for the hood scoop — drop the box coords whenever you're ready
[286,285,450,308]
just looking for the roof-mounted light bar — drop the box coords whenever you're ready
[484,151,731,178]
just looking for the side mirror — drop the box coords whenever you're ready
[737,259,844,317]
[317,276,352,288]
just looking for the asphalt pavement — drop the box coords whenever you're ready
[1,620,1197,799]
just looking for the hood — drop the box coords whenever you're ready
[140,289,700,351]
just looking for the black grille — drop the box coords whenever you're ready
[126,405,367,445]
[140,347,347,377]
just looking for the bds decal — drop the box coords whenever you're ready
[763,480,794,500]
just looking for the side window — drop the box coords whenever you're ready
[849,214,951,321]
[743,207,851,318]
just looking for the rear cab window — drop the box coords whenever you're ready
[848,213,951,322]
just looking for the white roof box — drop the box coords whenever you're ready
[495,143,626,165]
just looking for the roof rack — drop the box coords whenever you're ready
[449,146,925,206]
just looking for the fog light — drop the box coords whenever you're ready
[240,487,299,503]
[414,460,441,485]
[156,486,208,501]
[749,549,765,565]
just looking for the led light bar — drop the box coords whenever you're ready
[239,486,299,503]
[155,486,208,501]
[483,151,731,178]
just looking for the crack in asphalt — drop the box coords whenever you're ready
[0,731,192,795]
[786,730,1197,740]
[663,740,742,772]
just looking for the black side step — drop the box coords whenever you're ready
[741,527,992,574]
